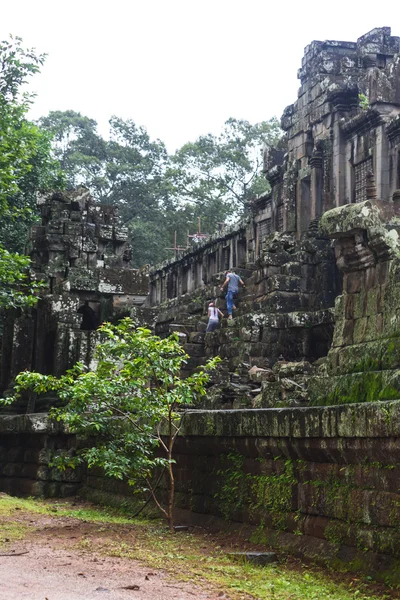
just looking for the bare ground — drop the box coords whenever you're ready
[0,511,222,600]
[0,497,398,600]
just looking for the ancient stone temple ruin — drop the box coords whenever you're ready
[148,26,400,408]
[0,189,149,409]
[5,27,400,580]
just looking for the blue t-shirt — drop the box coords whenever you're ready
[227,272,241,293]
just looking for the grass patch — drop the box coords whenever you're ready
[98,523,393,600]
[0,494,395,599]
[0,493,134,524]
[0,521,30,548]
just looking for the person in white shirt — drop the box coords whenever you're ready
[206,302,224,332]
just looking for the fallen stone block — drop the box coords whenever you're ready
[227,551,278,565]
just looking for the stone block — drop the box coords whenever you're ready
[364,267,377,291]
[227,552,278,565]
[353,317,369,344]
[98,224,114,240]
[282,262,302,277]
[365,287,379,317]
[353,292,364,319]
[82,238,97,252]
[185,343,205,358]
[332,315,346,347]
[188,331,205,344]
[344,271,363,293]
[344,294,355,319]
[376,261,390,285]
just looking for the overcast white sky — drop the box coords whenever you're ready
[1,1,399,151]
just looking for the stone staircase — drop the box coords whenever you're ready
[153,229,338,409]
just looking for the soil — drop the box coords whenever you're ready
[0,511,221,600]
[0,499,397,600]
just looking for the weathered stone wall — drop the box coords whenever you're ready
[150,226,339,408]
[3,405,400,581]
[144,27,400,411]
[279,27,400,231]
[0,415,82,497]
[307,198,400,404]
[0,189,150,410]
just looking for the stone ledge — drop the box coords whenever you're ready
[180,400,400,438]
[3,400,400,441]
[0,414,62,435]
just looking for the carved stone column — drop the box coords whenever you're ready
[310,145,323,221]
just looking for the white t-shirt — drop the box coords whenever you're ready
[208,307,219,321]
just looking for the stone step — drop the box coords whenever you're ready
[184,343,205,357]
[181,356,207,370]
[169,323,195,335]
[188,331,205,344]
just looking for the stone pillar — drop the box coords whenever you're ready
[310,147,323,220]
[345,139,354,204]
[332,112,347,207]
[375,124,390,200]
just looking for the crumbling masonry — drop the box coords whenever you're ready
[0,189,150,410]
[4,27,400,579]
[147,27,400,408]
[4,27,400,410]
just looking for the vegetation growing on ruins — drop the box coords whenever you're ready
[6,317,219,531]
[215,453,297,531]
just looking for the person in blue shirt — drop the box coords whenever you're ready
[220,268,246,319]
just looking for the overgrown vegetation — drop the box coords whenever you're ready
[0,36,64,309]
[4,318,219,531]
[215,453,297,531]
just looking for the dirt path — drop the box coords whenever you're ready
[0,543,218,600]
[1,497,396,600]
[0,539,218,600]
[0,506,223,600]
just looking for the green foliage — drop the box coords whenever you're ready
[0,246,44,309]
[39,111,282,266]
[215,453,296,531]
[0,36,64,309]
[215,452,247,519]
[9,318,220,529]
[358,93,369,110]
[169,117,282,222]
[249,459,296,530]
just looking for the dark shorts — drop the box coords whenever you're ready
[206,320,219,333]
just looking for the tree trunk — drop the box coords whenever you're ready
[167,417,175,533]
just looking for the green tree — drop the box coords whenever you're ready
[0,36,63,306]
[39,111,169,266]
[37,110,107,190]
[39,112,282,267]
[169,117,282,220]
[7,318,219,531]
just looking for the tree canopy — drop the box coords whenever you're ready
[39,111,281,267]
[1,36,282,271]
[0,36,64,309]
